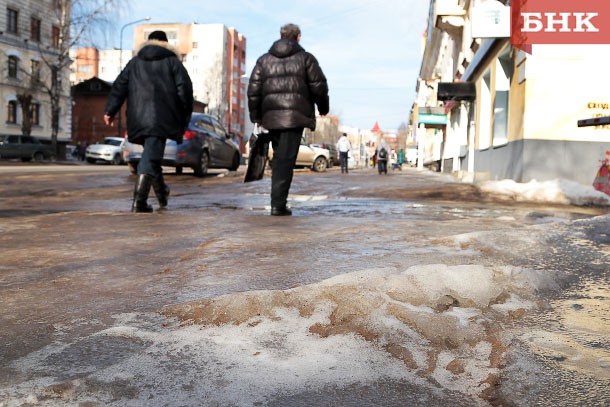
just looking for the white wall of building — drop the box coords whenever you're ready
[98,49,134,83]
[185,24,228,115]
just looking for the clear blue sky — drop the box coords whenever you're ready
[106,0,430,132]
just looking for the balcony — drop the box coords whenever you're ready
[435,0,466,32]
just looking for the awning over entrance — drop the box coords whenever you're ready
[437,82,476,101]
[418,113,448,125]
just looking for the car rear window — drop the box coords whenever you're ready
[195,117,215,133]
[211,118,226,138]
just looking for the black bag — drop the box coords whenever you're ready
[378,148,388,159]
[244,132,270,182]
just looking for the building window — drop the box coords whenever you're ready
[31,59,40,82]
[30,17,41,42]
[8,56,19,79]
[52,25,60,47]
[7,101,17,124]
[31,103,40,125]
[78,64,93,74]
[492,46,512,147]
[7,8,18,34]
[478,68,492,150]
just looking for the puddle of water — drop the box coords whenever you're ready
[519,280,610,379]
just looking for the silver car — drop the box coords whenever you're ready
[268,140,330,172]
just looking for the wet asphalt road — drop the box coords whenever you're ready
[0,162,608,406]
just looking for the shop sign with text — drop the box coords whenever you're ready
[511,0,610,53]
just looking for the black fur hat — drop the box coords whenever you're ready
[148,30,168,42]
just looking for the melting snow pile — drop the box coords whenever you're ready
[478,179,610,206]
[157,264,560,402]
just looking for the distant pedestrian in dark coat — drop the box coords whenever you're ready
[104,30,193,212]
[247,23,329,216]
[376,138,390,175]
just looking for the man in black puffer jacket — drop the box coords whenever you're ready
[104,30,193,213]
[248,23,329,216]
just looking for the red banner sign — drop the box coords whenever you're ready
[511,0,610,53]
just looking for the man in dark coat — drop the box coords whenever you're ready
[104,30,193,213]
[247,23,329,216]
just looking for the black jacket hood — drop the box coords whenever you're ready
[137,40,179,61]
[268,39,304,58]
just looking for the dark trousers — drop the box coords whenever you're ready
[339,151,349,173]
[269,128,302,208]
[137,136,166,179]
[378,159,387,174]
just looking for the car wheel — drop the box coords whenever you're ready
[128,162,137,174]
[175,166,183,175]
[193,150,209,177]
[229,152,240,171]
[313,156,328,172]
[112,154,122,165]
[86,158,95,163]
[33,152,44,162]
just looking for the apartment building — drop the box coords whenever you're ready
[414,0,610,186]
[0,0,71,146]
[70,48,132,84]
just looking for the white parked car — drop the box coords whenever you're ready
[85,137,125,165]
[268,141,330,172]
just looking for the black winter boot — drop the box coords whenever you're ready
[152,174,170,209]
[271,206,292,216]
[132,174,153,213]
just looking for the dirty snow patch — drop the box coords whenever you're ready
[478,179,610,206]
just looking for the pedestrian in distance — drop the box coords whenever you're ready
[336,132,352,174]
[397,148,404,171]
[247,23,329,216]
[376,137,390,175]
[104,30,194,213]
[390,149,398,170]
[78,140,87,161]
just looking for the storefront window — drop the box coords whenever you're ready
[479,68,492,150]
[493,46,512,146]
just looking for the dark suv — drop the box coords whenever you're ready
[122,113,241,177]
[0,135,55,161]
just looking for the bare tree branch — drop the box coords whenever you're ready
[21,0,129,155]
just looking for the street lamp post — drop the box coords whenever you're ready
[117,16,151,138]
